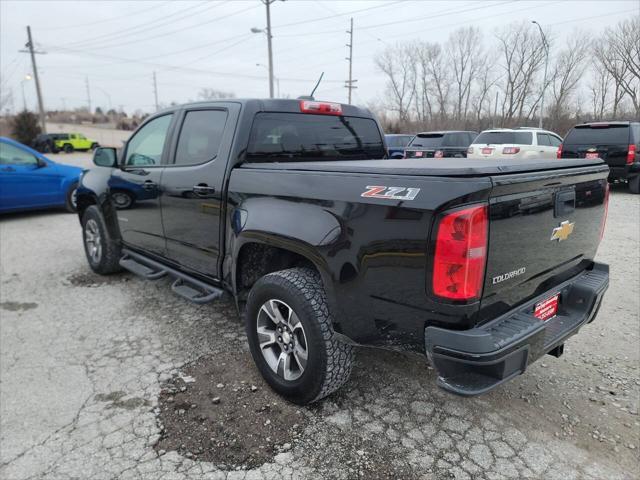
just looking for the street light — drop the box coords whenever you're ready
[532,20,549,129]
[20,74,32,111]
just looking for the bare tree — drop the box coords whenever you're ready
[594,17,640,117]
[494,22,547,124]
[589,60,613,119]
[375,44,416,123]
[547,32,590,128]
[447,27,483,123]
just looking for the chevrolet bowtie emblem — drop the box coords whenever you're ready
[551,220,575,242]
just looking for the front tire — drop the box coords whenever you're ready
[246,268,354,405]
[81,206,122,274]
[629,175,640,194]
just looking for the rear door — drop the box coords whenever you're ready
[562,124,631,166]
[160,103,240,277]
[479,164,609,320]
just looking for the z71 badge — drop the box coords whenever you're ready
[361,186,420,201]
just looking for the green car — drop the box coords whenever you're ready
[53,133,99,153]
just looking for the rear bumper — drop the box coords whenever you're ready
[425,262,609,396]
[609,163,640,179]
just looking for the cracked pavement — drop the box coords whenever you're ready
[0,183,638,479]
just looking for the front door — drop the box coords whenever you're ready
[160,104,239,277]
[112,113,174,256]
[0,142,60,211]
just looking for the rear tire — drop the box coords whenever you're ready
[81,205,122,274]
[245,267,354,405]
[64,182,78,213]
[629,175,640,194]
[63,144,74,153]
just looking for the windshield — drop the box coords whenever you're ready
[386,135,413,148]
[408,134,444,148]
[246,113,386,162]
[474,131,533,145]
[564,125,630,145]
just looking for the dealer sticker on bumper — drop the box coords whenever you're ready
[534,293,560,321]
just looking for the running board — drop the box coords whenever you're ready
[119,248,224,304]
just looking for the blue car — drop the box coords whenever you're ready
[384,134,415,159]
[0,137,83,214]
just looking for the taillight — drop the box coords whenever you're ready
[467,147,474,155]
[600,181,609,242]
[502,147,520,154]
[627,144,636,164]
[557,143,563,159]
[299,100,342,115]
[434,150,444,158]
[432,204,488,301]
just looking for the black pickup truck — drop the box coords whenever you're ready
[77,99,610,404]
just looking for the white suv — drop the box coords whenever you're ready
[467,128,563,160]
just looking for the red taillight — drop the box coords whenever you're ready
[432,204,488,301]
[557,143,563,159]
[434,150,444,158]
[502,147,520,154]
[627,144,636,164]
[600,181,610,242]
[299,100,342,115]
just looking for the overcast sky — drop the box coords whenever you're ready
[1,0,638,114]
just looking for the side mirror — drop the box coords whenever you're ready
[93,147,117,167]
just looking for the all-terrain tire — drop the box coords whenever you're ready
[246,267,354,405]
[64,181,78,213]
[63,143,74,153]
[81,205,122,274]
[629,175,640,194]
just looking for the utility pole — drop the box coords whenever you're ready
[153,71,159,111]
[493,91,499,127]
[23,26,46,132]
[265,0,274,98]
[344,18,357,104]
[85,76,92,113]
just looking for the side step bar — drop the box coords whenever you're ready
[119,249,224,304]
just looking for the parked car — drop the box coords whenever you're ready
[384,134,414,159]
[559,121,640,194]
[467,128,562,160]
[0,137,82,213]
[33,133,70,153]
[404,131,477,159]
[78,99,609,404]
[50,133,100,153]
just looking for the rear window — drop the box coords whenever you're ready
[386,135,413,148]
[408,134,444,148]
[246,113,385,162]
[564,125,630,145]
[474,131,532,145]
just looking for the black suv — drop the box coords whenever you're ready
[560,121,640,193]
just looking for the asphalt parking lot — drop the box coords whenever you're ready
[1,155,638,479]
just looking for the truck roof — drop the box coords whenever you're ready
[156,98,376,119]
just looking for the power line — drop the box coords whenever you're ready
[35,1,174,31]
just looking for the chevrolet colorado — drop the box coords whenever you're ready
[77,99,610,404]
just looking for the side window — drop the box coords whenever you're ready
[537,133,551,146]
[0,143,38,166]
[548,135,562,147]
[174,110,228,166]
[125,114,173,166]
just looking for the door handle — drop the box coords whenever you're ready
[142,180,157,190]
[192,184,215,195]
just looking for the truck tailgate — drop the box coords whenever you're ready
[479,164,609,321]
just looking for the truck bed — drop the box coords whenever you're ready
[241,158,606,177]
